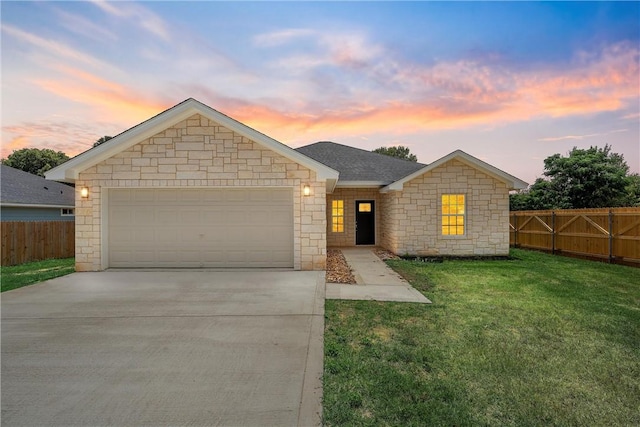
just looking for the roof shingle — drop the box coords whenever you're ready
[295,141,425,184]
[1,165,74,206]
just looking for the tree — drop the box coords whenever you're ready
[1,148,69,177]
[625,173,640,207]
[93,136,113,147]
[372,146,418,162]
[510,145,636,210]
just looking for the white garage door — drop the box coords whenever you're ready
[108,188,293,268]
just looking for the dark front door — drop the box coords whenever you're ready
[355,201,375,245]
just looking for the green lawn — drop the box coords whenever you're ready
[1,258,75,292]
[323,249,640,426]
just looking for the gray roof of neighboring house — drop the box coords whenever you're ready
[1,165,74,207]
[295,141,426,184]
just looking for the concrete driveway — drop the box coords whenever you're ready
[1,271,325,426]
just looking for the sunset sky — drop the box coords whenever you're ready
[2,1,639,184]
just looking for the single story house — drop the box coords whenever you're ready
[1,164,75,221]
[46,98,527,271]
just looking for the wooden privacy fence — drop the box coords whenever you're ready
[1,221,75,266]
[510,207,640,267]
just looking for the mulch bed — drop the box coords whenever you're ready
[374,248,400,261]
[326,249,356,284]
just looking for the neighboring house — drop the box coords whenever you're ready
[46,98,527,272]
[1,165,75,221]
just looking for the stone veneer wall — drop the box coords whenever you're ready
[75,114,326,271]
[326,188,381,247]
[380,159,509,256]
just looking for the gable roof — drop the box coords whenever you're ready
[381,150,528,192]
[295,141,425,187]
[1,165,74,208]
[45,98,339,191]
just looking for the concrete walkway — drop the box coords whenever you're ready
[326,248,431,303]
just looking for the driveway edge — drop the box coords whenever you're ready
[297,271,325,426]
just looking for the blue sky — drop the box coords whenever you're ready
[2,1,639,183]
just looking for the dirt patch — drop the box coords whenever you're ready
[372,326,393,342]
[326,249,357,284]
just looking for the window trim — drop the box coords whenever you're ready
[61,208,75,216]
[331,199,344,233]
[441,194,466,236]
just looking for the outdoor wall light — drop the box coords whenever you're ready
[80,187,89,199]
[303,185,311,197]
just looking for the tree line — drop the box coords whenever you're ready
[510,145,639,210]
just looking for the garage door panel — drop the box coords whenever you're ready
[133,208,155,223]
[110,210,133,224]
[179,210,201,224]
[156,209,179,223]
[202,208,224,222]
[134,190,155,202]
[156,229,180,244]
[109,188,293,268]
[110,189,132,202]
[134,229,155,243]
[226,190,248,203]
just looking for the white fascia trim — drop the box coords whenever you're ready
[335,181,387,189]
[45,98,339,183]
[381,150,529,193]
[1,203,74,209]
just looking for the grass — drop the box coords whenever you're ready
[323,249,640,426]
[1,258,75,292]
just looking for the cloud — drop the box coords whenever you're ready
[90,0,170,41]
[33,66,170,125]
[251,30,637,142]
[319,31,383,69]
[217,41,638,145]
[1,136,31,159]
[177,35,638,146]
[621,112,640,120]
[1,24,108,69]
[1,121,107,158]
[538,129,628,142]
[258,27,383,70]
[55,8,117,42]
[253,28,315,46]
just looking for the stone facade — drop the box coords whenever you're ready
[380,159,510,256]
[326,188,381,247]
[75,114,326,271]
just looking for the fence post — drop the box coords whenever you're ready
[514,214,519,247]
[608,209,613,264]
[551,211,556,255]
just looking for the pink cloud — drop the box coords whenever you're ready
[226,41,637,143]
[149,38,638,146]
[1,136,31,159]
[1,121,103,159]
[33,66,170,125]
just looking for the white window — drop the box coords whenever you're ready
[61,208,75,216]
[331,200,344,233]
[442,194,465,235]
